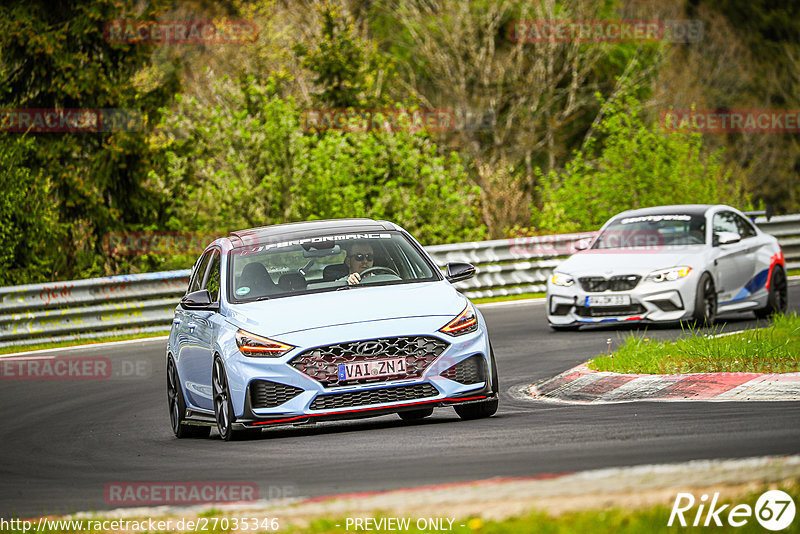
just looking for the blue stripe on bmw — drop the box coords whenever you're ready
[720,267,770,306]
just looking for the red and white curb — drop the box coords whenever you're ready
[528,363,800,403]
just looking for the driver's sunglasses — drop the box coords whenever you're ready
[351,253,373,262]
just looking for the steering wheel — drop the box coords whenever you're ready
[358,266,400,279]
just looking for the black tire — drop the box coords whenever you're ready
[755,265,788,319]
[398,407,434,421]
[167,357,211,439]
[213,358,260,441]
[550,324,580,332]
[691,272,717,326]
[454,349,499,420]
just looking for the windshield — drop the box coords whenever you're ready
[228,231,440,302]
[592,213,706,250]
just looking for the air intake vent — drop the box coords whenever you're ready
[441,355,485,384]
[309,383,439,410]
[250,380,304,409]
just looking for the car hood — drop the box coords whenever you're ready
[554,246,704,277]
[225,281,467,337]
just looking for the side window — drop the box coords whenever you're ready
[204,250,222,303]
[712,212,738,234]
[187,251,212,294]
[734,214,757,239]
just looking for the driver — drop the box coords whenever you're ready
[344,242,374,285]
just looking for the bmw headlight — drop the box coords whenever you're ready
[646,266,692,283]
[235,330,295,357]
[439,302,479,336]
[551,272,575,287]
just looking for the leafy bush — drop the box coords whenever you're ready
[0,135,62,285]
[150,74,484,268]
[535,94,749,234]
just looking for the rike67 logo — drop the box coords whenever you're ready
[669,490,796,530]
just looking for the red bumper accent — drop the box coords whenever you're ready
[250,395,489,426]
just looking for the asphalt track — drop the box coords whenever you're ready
[1,283,799,518]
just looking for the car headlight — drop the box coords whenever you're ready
[235,329,295,357]
[439,302,479,336]
[551,272,575,287]
[646,266,692,283]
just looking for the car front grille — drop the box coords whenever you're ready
[309,383,440,410]
[290,336,449,387]
[579,275,641,292]
[250,380,305,409]
[441,355,485,384]
[574,304,647,317]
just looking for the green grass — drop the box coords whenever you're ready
[471,291,545,304]
[589,313,800,374]
[0,330,170,355]
[6,479,796,533]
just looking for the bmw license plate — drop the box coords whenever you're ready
[585,295,631,307]
[338,358,407,380]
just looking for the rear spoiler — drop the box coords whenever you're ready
[743,204,774,222]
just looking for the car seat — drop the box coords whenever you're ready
[238,262,277,298]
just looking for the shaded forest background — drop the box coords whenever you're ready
[1,0,798,285]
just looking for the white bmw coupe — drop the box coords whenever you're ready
[546,205,787,330]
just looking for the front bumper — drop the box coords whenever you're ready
[220,316,494,425]
[546,275,696,326]
[234,385,496,429]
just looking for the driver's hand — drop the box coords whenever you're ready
[347,272,361,285]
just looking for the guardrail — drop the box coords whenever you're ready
[1,214,799,347]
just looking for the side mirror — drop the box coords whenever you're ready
[573,238,591,251]
[714,231,741,246]
[180,289,220,311]
[445,262,476,283]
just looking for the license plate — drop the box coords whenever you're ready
[585,295,631,306]
[337,358,407,380]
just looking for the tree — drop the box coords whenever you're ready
[536,94,748,234]
[293,2,395,108]
[0,135,60,285]
[0,0,181,280]
[150,73,484,263]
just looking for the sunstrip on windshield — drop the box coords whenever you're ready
[235,233,392,254]
[620,215,692,224]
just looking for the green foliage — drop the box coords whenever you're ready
[535,94,749,234]
[294,2,395,108]
[149,74,484,264]
[0,135,61,285]
[0,0,181,281]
